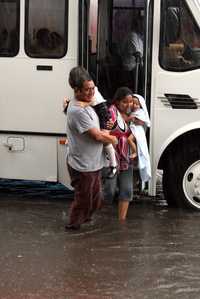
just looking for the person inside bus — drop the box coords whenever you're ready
[164,6,199,67]
[103,87,134,222]
[63,67,118,178]
[180,15,200,64]
[165,6,180,46]
[32,28,52,55]
[121,16,144,93]
[64,68,117,230]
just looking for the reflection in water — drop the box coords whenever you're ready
[0,180,200,299]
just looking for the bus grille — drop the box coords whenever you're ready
[160,94,200,109]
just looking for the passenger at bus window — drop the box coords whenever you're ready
[164,37,196,68]
[165,7,180,45]
[181,22,200,64]
[164,42,192,67]
[63,66,118,178]
[34,28,52,53]
[103,87,135,222]
[163,8,193,68]
[65,67,117,230]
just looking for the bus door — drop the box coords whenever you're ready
[149,0,200,208]
[93,0,146,100]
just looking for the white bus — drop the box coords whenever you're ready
[0,0,200,210]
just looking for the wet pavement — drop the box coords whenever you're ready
[1,180,200,299]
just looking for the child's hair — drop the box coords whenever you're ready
[68,66,92,90]
[112,86,133,104]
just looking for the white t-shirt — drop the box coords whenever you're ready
[66,100,105,172]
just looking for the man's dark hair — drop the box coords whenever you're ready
[112,86,133,104]
[68,66,93,90]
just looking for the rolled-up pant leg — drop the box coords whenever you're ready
[67,165,103,226]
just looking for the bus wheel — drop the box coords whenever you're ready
[170,144,200,210]
[181,159,200,210]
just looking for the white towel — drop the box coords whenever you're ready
[130,94,151,182]
[133,94,151,127]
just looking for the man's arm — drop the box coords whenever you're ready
[87,128,117,145]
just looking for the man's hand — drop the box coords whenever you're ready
[88,128,117,145]
[101,130,118,145]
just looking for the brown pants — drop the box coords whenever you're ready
[67,165,103,226]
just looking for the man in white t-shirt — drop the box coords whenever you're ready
[65,67,117,230]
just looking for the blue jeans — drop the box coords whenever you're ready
[102,166,133,203]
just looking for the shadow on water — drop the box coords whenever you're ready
[1,179,200,299]
[0,178,74,200]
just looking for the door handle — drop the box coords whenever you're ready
[36,65,53,71]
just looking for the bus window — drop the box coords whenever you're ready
[160,0,200,71]
[0,0,20,57]
[25,0,68,59]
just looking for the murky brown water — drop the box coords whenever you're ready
[0,180,200,299]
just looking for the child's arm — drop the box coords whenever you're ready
[128,133,136,142]
[121,113,133,123]
[127,114,136,123]
[127,133,137,159]
[121,113,136,124]
[134,117,145,126]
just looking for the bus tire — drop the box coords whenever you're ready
[166,142,200,210]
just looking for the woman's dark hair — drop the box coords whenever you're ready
[112,86,133,104]
[68,66,92,90]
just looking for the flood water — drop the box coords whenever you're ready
[0,180,200,299]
